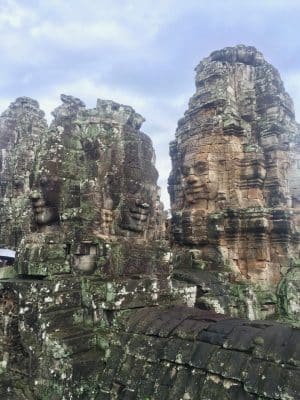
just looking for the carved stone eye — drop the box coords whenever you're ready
[40,177,48,187]
[13,179,24,189]
[128,180,141,194]
[194,161,207,175]
[181,166,190,176]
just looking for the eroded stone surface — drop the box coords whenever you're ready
[1,293,299,399]
[0,98,47,259]
[0,96,172,399]
[0,45,300,399]
[100,306,300,400]
[17,95,167,278]
[169,45,300,322]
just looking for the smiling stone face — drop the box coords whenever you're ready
[181,153,219,206]
[118,183,151,233]
[117,131,158,235]
[169,45,300,320]
[17,95,167,277]
[0,97,47,250]
[30,175,61,230]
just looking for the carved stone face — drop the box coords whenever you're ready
[30,174,60,229]
[73,242,98,273]
[181,153,218,206]
[0,97,47,250]
[118,181,151,233]
[12,178,25,197]
[117,132,158,235]
[30,127,159,241]
[18,96,166,278]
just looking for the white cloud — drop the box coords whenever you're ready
[0,1,42,65]
[29,21,138,50]
[0,0,37,29]
[0,0,205,66]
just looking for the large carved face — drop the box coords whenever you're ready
[30,173,61,229]
[181,152,219,207]
[27,126,102,274]
[118,181,151,233]
[117,131,158,235]
[17,97,166,278]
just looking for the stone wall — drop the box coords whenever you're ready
[99,306,300,399]
[1,289,299,399]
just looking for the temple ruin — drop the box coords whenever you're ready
[0,45,299,399]
[169,45,300,323]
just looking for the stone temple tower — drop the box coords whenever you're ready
[169,45,300,322]
[0,49,300,399]
[0,98,47,252]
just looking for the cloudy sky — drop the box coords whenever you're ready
[1,0,300,207]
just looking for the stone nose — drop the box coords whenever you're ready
[135,199,150,209]
[186,173,198,185]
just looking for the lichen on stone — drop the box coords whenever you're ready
[0,46,300,399]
